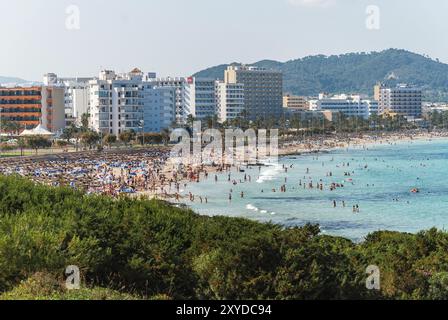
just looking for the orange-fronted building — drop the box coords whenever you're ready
[0,86,65,133]
[0,86,42,128]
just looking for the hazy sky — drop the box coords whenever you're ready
[1,0,447,81]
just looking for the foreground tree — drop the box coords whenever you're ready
[80,131,101,150]
[103,134,117,149]
[26,136,52,155]
[119,130,136,147]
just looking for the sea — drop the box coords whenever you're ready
[181,138,448,242]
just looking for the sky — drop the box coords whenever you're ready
[1,0,448,81]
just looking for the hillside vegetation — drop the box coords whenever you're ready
[194,49,448,101]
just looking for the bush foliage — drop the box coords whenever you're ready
[0,175,447,300]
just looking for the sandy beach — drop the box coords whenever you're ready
[2,130,448,203]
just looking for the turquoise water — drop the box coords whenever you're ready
[181,139,448,241]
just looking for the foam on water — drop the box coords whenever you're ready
[256,162,283,184]
[182,139,448,241]
[246,204,259,211]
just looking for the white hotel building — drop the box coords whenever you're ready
[89,69,178,135]
[62,79,91,126]
[89,69,146,135]
[142,86,175,133]
[43,73,92,127]
[378,84,422,118]
[216,81,245,123]
[188,77,217,120]
[317,94,377,119]
[144,76,193,125]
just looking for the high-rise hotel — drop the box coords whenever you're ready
[216,82,244,123]
[89,69,176,135]
[376,83,422,118]
[89,69,146,135]
[224,65,283,120]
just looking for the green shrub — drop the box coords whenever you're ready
[0,175,448,300]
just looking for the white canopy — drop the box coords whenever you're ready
[20,124,54,137]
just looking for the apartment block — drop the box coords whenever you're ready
[142,86,175,133]
[216,81,245,123]
[378,84,422,118]
[43,73,92,127]
[188,77,217,120]
[224,65,283,120]
[89,69,179,135]
[317,94,371,119]
[89,69,145,135]
[0,85,65,133]
[144,76,192,125]
[283,94,308,110]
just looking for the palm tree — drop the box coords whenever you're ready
[119,130,135,148]
[103,134,117,149]
[18,138,26,157]
[80,130,101,150]
[186,115,195,129]
[80,113,90,132]
[1,120,21,134]
[61,124,77,143]
[161,128,171,146]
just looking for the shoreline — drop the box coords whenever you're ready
[156,130,448,205]
[277,130,448,157]
[171,132,448,241]
[2,130,448,203]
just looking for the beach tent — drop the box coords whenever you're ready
[20,124,54,137]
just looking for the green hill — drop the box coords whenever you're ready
[194,49,448,101]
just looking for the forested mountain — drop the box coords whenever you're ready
[194,49,448,101]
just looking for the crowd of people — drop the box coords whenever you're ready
[0,149,190,198]
[0,130,441,209]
